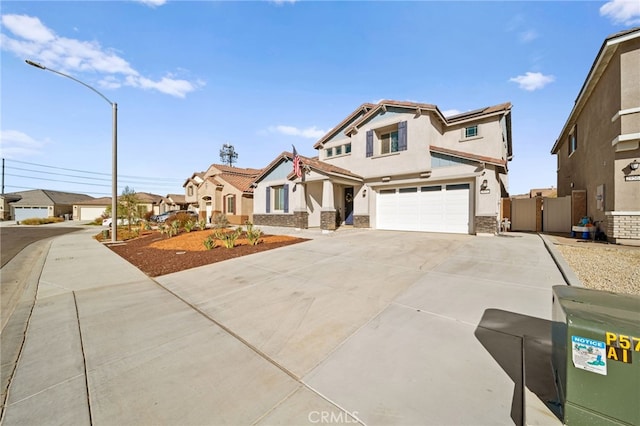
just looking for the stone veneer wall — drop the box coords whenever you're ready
[253,214,296,227]
[293,211,309,229]
[320,210,337,231]
[604,212,640,244]
[353,215,370,228]
[475,215,497,234]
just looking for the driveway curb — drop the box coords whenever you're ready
[538,234,583,287]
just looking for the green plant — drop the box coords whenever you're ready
[167,220,180,237]
[244,221,262,246]
[214,227,242,249]
[20,217,65,225]
[203,235,216,250]
[158,223,168,237]
[184,219,195,232]
[198,218,207,230]
[212,212,229,229]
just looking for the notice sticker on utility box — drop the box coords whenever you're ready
[572,336,607,375]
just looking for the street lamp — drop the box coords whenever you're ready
[25,59,118,242]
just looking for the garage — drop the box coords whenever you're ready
[14,207,49,222]
[376,183,470,233]
[78,206,107,221]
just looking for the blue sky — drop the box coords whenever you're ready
[2,0,639,197]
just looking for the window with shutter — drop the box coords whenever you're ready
[398,120,407,151]
[283,184,289,213]
[266,187,271,213]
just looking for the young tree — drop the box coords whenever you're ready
[105,186,141,231]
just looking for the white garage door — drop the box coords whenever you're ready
[14,207,49,221]
[377,183,470,234]
[79,206,107,221]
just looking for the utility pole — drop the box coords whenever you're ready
[2,158,4,195]
[219,144,238,167]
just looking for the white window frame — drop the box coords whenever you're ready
[380,130,399,155]
[273,186,285,211]
[568,127,577,156]
[464,125,478,139]
[226,195,235,214]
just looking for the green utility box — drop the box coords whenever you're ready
[552,285,640,425]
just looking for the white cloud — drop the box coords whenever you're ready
[600,0,640,25]
[134,0,167,6]
[519,30,539,43]
[1,13,203,98]
[0,130,48,158]
[509,72,555,91]
[270,0,298,5]
[268,125,325,139]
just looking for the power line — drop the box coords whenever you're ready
[6,158,183,182]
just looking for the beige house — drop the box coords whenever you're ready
[253,99,512,234]
[2,189,93,221]
[551,27,640,245]
[73,192,163,221]
[184,164,261,225]
[159,193,187,213]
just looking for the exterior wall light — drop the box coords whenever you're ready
[631,160,640,171]
[480,179,488,190]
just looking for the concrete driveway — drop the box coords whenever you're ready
[1,227,566,425]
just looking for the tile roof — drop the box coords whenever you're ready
[9,189,93,206]
[165,194,186,203]
[75,197,112,206]
[217,172,257,193]
[429,145,507,168]
[314,100,512,148]
[211,164,263,175]
[135,192,163,203]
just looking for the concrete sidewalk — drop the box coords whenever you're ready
[1,227,568,425]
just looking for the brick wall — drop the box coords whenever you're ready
[354,215,370,228]
[605,213,640,243]
[475,215,497,234]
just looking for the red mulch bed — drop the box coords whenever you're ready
[104,229,308,277]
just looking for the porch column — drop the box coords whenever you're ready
[321,179,336,231]
[293,182,308,229]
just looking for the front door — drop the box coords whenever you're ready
[345,187,354,225]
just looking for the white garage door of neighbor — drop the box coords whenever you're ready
[377,183,470,233]
[14,207,49,221]
[79,206,107,221]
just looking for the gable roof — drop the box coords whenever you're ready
[217,172,258,194]
[551,26,640,154]
[429,145,508,171]
[314,99,512,148]
[165,193,186,204]
[9,189,93,206]
[313,103,376,148]
[253,151,362,184]
[211,164,263,175]
[75,196,112,206]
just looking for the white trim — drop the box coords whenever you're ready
[611,133,640,146]
[606,211,640,216]
[611,107,640,123]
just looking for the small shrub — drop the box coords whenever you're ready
[20,217,65,225]
[245,221,262,246]
[158,223,168,237]
[203,235,216,250]
[198,218,207,230]
[212,213,229,229]
[166,220,180,237]
[214,227,242,249]
[184,219,195,232]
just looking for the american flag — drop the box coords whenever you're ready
[292,145,302,178]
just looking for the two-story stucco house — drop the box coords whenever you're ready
[551,27,640,245]
[253,99,512,234]
[184,164,262,225]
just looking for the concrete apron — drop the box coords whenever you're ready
[2,229,566,425]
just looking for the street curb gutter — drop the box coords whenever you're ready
[538,234,584,288]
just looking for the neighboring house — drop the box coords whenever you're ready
[74,197,111,221]
[135,192,164,216]
[0,193,22,220]
[73,192,163,221]
[3,189,93,221]
[159,194,188,213]
[254,99,512,234]
[551,27,640,245]
[183,164,261,224]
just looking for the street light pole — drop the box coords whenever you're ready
[25,59,118,242]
